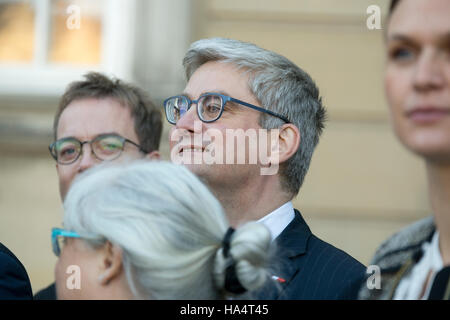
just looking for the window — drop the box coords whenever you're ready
[0,0,136,96]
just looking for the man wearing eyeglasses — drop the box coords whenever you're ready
[164,38,365,299]
[35,72,162,299]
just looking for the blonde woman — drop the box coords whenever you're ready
[359,0,450,299]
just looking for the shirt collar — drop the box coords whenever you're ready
[258,201,295,241]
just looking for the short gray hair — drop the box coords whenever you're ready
[63,160,272,299]
[183,38,326,196]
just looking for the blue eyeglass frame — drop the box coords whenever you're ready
[51,227,81,257]
[163,92,290,124]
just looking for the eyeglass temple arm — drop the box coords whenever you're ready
[48,144,57,160]
[124,138,148,154]
[228,97,290,123]
[52,228,81,238]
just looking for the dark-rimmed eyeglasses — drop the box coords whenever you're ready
[49,133,145,165]
[163,92,290,125]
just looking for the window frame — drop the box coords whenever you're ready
[0,0,137,97]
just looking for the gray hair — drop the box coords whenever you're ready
[63,160,272,299]
[183,38,326,196]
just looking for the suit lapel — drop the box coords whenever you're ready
[276,209,311,258]
[259,209,312,299]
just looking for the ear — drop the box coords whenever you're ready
[98,241,123,286]
[271,123,301,165]
[146,150,160,160]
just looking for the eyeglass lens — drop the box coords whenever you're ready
[54,135,125,164]
[198,95,223,121]
[166,94,224,124]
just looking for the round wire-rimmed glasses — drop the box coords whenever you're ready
[48,133,145,165]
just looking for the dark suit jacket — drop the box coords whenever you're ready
[34,282,56,300]
[0,242,33,300]
[254,210,366,299]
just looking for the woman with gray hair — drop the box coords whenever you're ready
[52,161,272,299]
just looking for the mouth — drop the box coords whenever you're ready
[406,106,450,123]
[178,145,205,154]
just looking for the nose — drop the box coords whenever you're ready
[77,143,97,173]
[412,49,445,92]
[175,103,202,133]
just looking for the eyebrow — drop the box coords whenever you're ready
[388,32,450,47]
[208,90,232,97]
[206,90,242,110]
[387,34,418,46]
[181,90,233,100]
[58,132,122,141]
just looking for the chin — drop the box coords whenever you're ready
[183,163,212,179]
[184,163,235,188]
[412,148,450,165]
[402,137,450,164]
[395,123,450,162]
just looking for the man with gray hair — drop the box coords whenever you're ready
[164,37,365,299]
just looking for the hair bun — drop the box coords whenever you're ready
[214,222,271,295]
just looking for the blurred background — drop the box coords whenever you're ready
[0,0,429,294]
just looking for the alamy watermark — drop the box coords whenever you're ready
[366,5,382,30]
[66,4,81,30]
[65,5,383,32]
[66,265,81,290]
[170,121,281,176]
[63,264,381,291]
[366,265,381,290]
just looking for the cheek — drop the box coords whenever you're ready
[54,258,64,290]
[385,69,403,113]
[168,127,177,149]
[385,68,410,133]
[57,165,77,199]
[55,252,77,299]
[55,245,98,300]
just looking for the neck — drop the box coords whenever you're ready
[209,175,291,228]
[426,160,450,265]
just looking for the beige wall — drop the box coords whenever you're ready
[0,0,431,294]
[0,155,60,292]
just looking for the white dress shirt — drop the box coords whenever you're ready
[257,201,295,241]
[394,231,443,300]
